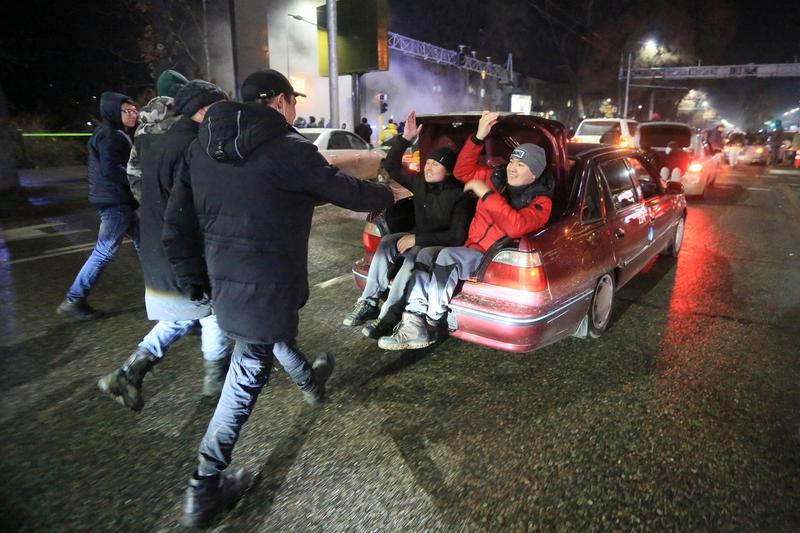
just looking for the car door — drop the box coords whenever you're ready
[597,157,652,286]
[344,131,377,179]
[625,156,674,253]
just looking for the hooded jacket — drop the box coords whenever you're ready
[138,115,211,321]
[127,95,181,202]
[87,91,137,207]
[453,136,553,253]
[162,101,393,343]
[384,136,472,247]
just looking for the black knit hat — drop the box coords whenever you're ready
[240,69,306,102]
[174,80,227,117]
[426,147,457,172]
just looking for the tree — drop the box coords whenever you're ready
[0,80,19,191]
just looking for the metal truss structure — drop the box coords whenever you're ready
[620,62,800,80]
[387,32,512,84]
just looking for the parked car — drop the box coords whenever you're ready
[571,118,638,147]
[352,113,687,353]
[299,128,388,180]
[636,121,722,197]
[737,133,770,165]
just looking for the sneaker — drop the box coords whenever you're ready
[56,297,102,321]
[300,353,335,406]
[377,312,435,351]
[361,316,398,339]
[342,300,379,326]
[179,467,252,528]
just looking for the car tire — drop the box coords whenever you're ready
[587,273,615,339]
[660,216,685,258]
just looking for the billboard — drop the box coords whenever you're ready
[317,0,389,76]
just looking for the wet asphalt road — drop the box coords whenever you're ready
[1,165,799,531]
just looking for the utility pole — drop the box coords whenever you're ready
[623,52,632,119]
[327,0,339,128]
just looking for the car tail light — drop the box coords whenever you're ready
[688,161,703,173]
[362,222,382,253]
[408,161,419,172]
[483,250,547,292]
[619,138,629,147]
[755,147,764,154]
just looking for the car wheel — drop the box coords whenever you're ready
[660,216,685,257]
[588,273,615,338]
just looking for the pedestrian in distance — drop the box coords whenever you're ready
[378,111,554,350]
[343,110,472,339]
[355,116,372,143]
[307,115,317,127]
[379,118,398,143]
[97,80,231,412]
[162,68,394,528]
[56,91,141,321]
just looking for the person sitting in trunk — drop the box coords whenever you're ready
[343,110,473,339]
[655,141,690,182]
[378,110,554,350]
[599,123,621,145]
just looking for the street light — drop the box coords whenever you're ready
[622,39,660,119]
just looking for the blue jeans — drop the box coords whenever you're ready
[66,205,140,300]
[138,315,228,361]
[197,340,313,476]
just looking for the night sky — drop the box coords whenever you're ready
[2,0,798,129]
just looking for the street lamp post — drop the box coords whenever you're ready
[623,52,633,119]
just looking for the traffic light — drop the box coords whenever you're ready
[378,93,388,114]
[380,101,388,114]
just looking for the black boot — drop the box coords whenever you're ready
[97,348,157,412]
[361,315,400,339]
[299,353,335,406]
[179,468,252,528]
[56,297,102,321]
[202,357,229,399]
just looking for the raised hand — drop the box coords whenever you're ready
[476,110,500,141]
[403,110,422,141]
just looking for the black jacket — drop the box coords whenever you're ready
[163,102,393,344]
[139,116,200,298]
[355,122,373,143]
[87,92,137,207]
[385,136,472,247]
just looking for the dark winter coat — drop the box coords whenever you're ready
[384,136,472,247]
[355,122,373,143]
[162,102,394,344]
[87,92,137,208]
[139,116,211,321]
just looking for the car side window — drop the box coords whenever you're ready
[581,172,604,223]
[598,158,639,211]
[344,132,369,150]
[626,157,661,199]
[328,132,351,150]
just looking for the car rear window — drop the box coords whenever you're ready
[577,121,618,136]
[639,125,691,150]
[300,132,320,143]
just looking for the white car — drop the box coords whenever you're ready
[572,118,638,147]
[298,128,387,180]
[637,122,722,197]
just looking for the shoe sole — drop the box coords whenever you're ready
[377,338,436,351]
[97,372,143,412]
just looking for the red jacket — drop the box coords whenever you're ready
[453,137,552,252]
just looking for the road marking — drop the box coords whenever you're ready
[1,222,90,242]
[745,187,772,191]
[314,273,351,289]
[5,239,133,265]
[769,169,800,176]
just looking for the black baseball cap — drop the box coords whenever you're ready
[240,69,306,102]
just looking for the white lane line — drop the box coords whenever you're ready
[1,222,89,242]
[5,239,132,265]
[768,169,800,176]
[746,187,772,191]
[314,273,351,289]
[2,229,90,242]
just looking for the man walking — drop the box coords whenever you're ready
[355,117,372,143]
[57,91,140,320]
[163,69,394,527]
[98,80,230,412]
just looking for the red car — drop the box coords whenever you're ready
[352,113,687,353]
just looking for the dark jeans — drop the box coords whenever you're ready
[197,340,313,476]
[66,205,140,300]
